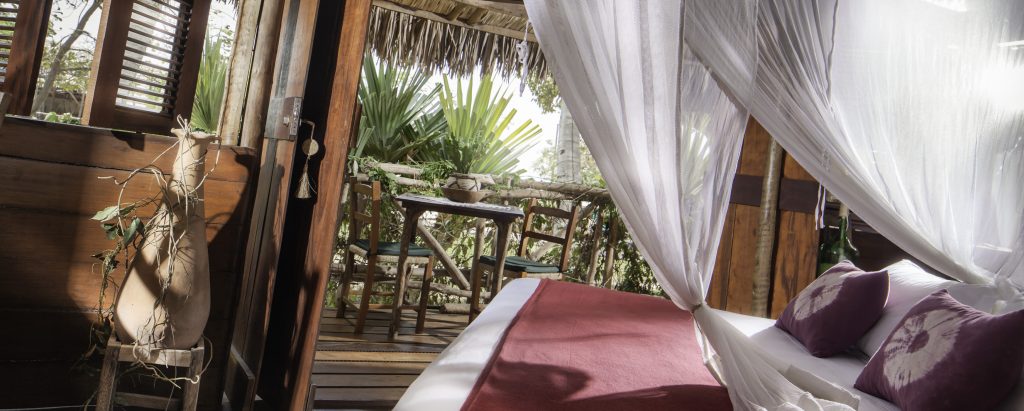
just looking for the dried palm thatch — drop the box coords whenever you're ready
[367,0,548,79]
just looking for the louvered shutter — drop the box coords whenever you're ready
[83,0,210,134]
[0,1,52,115]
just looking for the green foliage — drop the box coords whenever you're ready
[191,31,230,132]
[421,75,541,175]
[526,73,561,114]
[36,0,97,96]
[420,160,455,185]
[43,112,81,124]
[354,55,442,165]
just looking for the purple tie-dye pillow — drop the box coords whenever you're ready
[855,290,1024,411]
[775,260,889,357]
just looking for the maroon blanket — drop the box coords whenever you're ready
[463,280,732,411]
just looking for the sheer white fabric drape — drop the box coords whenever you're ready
[687,0,1024,291]
[524,1,852,409]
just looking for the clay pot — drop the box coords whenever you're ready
[447,173,481,191]
[114,128,215,350]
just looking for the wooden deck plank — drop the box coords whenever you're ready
[314,387,407,408]
[316,341,446,353]
[318,332,455,345]
[312,374,419,387]
[313,308,467,409]
[315,350,438,362]
[313,361,428,375]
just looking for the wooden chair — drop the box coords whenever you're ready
[335,178,436,334]
[476,199,581,293]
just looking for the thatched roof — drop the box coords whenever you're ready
[367,0,548,79]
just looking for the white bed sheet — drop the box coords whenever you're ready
[395,278,541,411]
[714,310,898,411]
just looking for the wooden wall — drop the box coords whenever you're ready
[0,117,256,409]
[709,119,821,318]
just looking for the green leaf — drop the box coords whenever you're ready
[101,223,120,240]
[123,218,143,245]
[92,206,120,222]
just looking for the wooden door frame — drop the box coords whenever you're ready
[223,0,371,409]
[257,0,371,408]
[222,0,320,408]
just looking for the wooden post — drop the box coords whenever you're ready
[585,209,604,285]
[751,139,784,318]
[218,0,264,144]
[471,217,486,281]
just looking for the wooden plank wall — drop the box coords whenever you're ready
[709,118,820,318]
[0,117,256,409]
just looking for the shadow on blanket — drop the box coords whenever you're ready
[462,280,732,411]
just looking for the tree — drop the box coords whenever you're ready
[33,0,102,115]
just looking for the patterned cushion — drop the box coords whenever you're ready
[776,260,889,357]
[858,260,956,356]
[479,255,561,273]
[353,239,433,257]
[855,290,1024,411]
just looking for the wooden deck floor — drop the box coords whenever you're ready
[312,307,469,410]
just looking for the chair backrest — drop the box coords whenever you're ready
[516,198,582,272]
[348,176,382,254]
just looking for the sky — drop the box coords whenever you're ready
[51,1,560,179]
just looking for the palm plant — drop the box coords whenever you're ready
[421,75,541,175]
[191,32,229,132]
[353,55,442,165]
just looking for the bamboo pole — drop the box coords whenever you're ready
[751,140,784,318]
[217,0,263,144]
[237,0,286,148]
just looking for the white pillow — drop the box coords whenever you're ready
[856,260,955,356]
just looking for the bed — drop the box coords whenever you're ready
[398,276,1024,410]
[396,278,901,411]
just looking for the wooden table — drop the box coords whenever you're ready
[391,193,524,339]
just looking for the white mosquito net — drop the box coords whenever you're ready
[525,0,1024,409]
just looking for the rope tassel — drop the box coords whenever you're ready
[295,120,319,199]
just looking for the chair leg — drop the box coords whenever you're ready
[336,250,356,318]
[355,256,377,334]
[416,256,435,334]
[470,262,485,323]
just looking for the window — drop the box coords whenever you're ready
[83,0,210,134]
[0,0,52,115]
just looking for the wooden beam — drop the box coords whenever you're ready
[372,0,536,42]
[450,0,527,19]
